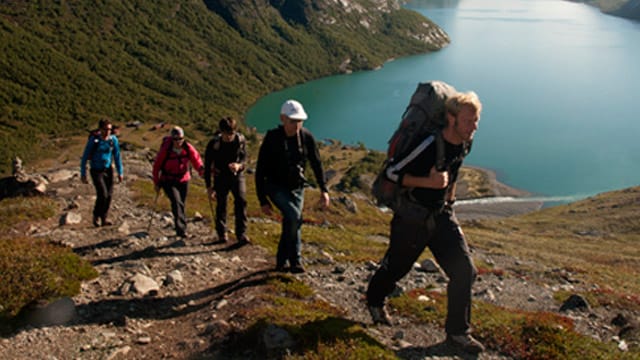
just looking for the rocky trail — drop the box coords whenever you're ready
[0,150,635,359]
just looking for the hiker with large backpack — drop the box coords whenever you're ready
[152,126,204,238]
[80,118,124,227]
[366,82,485,354]
[255,100,330,274]
[204,117,249,244]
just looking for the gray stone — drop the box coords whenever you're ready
[128,273,160,296]
[61,212,82,225]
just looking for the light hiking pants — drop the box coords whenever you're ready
[366,206,477,336]
[267,183,304,267]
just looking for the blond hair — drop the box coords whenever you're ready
[446,91,482,116]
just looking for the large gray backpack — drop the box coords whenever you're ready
[371,80,469,210]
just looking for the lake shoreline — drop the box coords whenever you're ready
[456,166,543,221]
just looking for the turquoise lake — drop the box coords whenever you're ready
[246,0,640,201]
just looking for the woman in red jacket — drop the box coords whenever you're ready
[152,126,204,238]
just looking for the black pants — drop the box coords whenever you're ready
[90,167,114,221]
[161,181,189,236]
[366,205,477,336]
[214,175,248,239]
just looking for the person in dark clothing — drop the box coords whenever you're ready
[80,118,124,227]
[255,99,330,273]
[204,117,249,244]
[152,126,204,238]
[366,91,486,354]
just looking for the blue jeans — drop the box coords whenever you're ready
[267,183,304,267]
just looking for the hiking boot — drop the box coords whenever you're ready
[367,305,392,326]
[446,334,485,354]
[290,265,306,274]
[101,220,113,227]
[92,217,100,227]
[218,234,228,243]
[275,262,288,272]
[237,235,251,245]
[170,239,186,248]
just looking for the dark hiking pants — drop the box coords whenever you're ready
[162,181,189,237]
[90,167,114,221]
[214,175,248,239]
[366,205,477,336]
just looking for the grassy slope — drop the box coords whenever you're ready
[467,186,640,297]
[0,0,444,173]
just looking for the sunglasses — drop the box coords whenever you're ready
[173,137,184,141]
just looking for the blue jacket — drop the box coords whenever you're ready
[80,134,123,177]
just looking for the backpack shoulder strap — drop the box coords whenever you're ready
[385,133,437,182]
[435,131,446,171]
[236,133,246,145]
[159,137,174,171]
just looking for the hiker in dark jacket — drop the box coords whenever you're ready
[152,126,204,238]
[366,91,486,354]
[255,100,330,273]
[80,118,123,227]
[204,117,249,244]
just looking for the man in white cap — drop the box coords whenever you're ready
[255,99,330,273]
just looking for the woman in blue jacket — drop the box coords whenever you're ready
[80,119,124,227]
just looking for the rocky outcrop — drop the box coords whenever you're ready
[0,157,47,200]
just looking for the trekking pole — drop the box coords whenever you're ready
[207,192,215,224]
[146,190,160,233]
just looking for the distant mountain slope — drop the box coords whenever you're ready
[572,0,640,20]
[611,0,640,19]
[0,0,449,172]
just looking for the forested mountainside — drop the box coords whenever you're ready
[0,0,449,172]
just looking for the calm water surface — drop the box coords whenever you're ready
[246,0,640,200]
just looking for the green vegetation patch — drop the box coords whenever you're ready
[0,236,98,333]
[391,289,637,359]
[0,196,57,232]
[221,276,395,359]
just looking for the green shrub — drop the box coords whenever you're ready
[0,236,98,329]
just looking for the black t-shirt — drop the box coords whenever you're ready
[399,137,466,208]
[216,140,240,176]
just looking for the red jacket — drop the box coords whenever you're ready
[153,138,204,185]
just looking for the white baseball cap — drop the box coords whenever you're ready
[280,99,308,120]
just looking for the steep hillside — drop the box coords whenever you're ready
[0,0,448,172]
[572,0,640,20]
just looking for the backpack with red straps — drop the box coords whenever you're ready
[371,80,471,210]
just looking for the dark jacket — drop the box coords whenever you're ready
[204,132,247,188]
[255,126,328,206]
